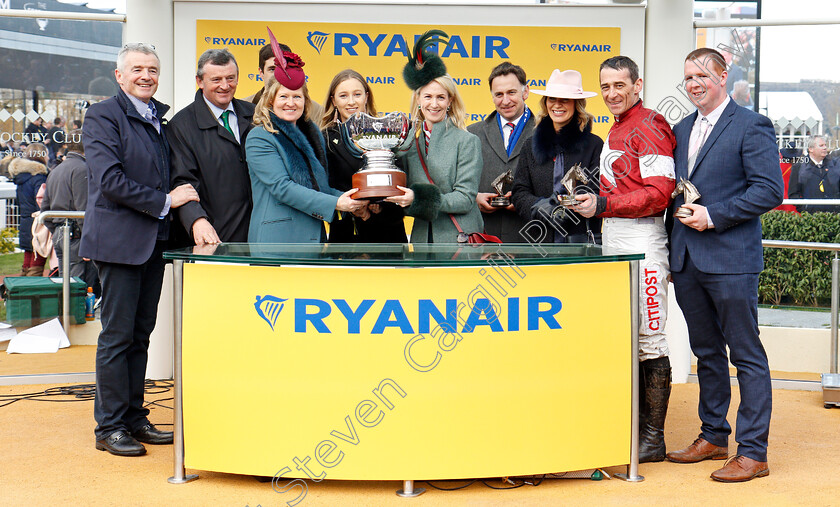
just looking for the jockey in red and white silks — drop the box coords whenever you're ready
[598,100,676,360]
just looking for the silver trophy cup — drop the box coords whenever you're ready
[345,112,409,200]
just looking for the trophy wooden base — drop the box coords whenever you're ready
[490,196,510,207]
[673,206,694,218]
[559,195,579,206]
[351,169,407,200]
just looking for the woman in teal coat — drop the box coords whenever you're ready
[387,74,483,243]
[246,42,366,243]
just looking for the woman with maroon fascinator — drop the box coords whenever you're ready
[246,27,368,243]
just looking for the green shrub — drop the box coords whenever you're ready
[760,210,840,306]
[0,227,17,254]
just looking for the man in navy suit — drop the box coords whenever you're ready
[666,48,783,482]
[81,43,199,456]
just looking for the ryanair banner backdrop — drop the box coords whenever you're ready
[196,21,620,137]
[182,261,632,479]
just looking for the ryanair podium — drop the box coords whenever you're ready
[163,243,646,490]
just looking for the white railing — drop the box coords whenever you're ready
[36,211,85,337]
[765,199,840,375]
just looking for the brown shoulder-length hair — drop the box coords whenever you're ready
[252,76,313,133]
[537,96,594,132]
[320,69,377,129]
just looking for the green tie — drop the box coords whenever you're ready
[220,110,234,136]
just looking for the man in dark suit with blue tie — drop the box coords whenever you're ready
[666,48,784,482]
[467,62,534,242]
[81,43,199,456]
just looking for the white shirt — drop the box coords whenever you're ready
[203,95,239,143]
[501,113,523,149]
[688,96,731,228]
[689,95,730,152]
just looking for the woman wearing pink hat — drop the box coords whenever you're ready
[510,69,603,243]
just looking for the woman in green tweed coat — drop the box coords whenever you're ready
[387,75,484,243]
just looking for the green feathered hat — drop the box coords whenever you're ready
[403,30,450,90]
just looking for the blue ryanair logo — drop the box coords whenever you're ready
[204,37,267,46]
[255,295,288,331]
[300,31,509,59]
[307,31,330,54]
[251,296,562,335]
[550,43,612,53]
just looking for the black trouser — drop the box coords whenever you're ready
[93,242,165,440]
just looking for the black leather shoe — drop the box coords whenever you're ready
[96,430,146,456]
[132,423,173,445]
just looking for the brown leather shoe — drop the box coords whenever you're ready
[666,437,728,463]
[710,455,769,482]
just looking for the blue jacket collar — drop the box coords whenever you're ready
[115,89,170,124]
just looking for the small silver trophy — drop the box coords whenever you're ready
[671,178,701,218]
[490,169,513,207]
[558,163,589,206]
[345,112,409,200]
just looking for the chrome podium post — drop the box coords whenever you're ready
[168,259,197,484]
[396,480,424,497]
[61,220,71,336]
[831,254,838,374]
[616,259,644,482]
[36,211,85,336]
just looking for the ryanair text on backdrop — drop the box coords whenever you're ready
[254,296,562,334]
[306,32,511,58]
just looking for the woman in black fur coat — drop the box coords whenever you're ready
[319,69,406,243]
[511,69,603,243]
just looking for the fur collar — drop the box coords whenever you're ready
[297,117,327,170]
[531,116,593,165]
[268,112,327,189]
[8,157,47,178]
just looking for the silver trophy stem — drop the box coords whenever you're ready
[360,150,400,172]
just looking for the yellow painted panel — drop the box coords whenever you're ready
[182,261,632,479]
[196,21,620,138]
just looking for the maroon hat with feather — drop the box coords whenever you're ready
[267,26,306,90]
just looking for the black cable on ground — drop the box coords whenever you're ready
[424,480,477,491]
[481,478,526,490]
[425,474,546,492]
[0,379,174,409]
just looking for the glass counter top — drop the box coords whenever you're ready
[163,243,644,267]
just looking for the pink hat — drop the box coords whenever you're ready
[531,69,597,99]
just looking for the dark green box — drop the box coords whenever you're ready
[3,277,87,326]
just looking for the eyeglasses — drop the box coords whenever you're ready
[123,43,156,51]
